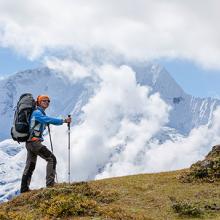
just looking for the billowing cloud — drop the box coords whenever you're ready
[31,64,170,186]
[0,0,220,69]
[3,63,220,190]
[29,64,220,187]
[45,57,92,80]
[96,106,220,179]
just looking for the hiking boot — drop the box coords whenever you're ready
[20,188,31,193]
[46,182,58,188]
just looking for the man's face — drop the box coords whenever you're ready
[39,99,50,109]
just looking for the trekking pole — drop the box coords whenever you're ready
[67,115,71,184]
[47,124,58,183]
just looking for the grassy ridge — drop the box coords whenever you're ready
[0,169,219,220]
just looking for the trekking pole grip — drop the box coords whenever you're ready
[67,114,71,129]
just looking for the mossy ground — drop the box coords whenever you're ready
[0,170,219,220]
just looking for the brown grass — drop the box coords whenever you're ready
[0,170,219,219]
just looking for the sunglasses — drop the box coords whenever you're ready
[41,100,50,103]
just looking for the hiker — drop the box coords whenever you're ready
[20,95,71,193]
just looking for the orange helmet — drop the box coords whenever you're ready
[36,95,50,105]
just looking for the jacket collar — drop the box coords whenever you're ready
[37,106,46,114]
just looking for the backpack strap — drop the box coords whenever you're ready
[27,122,39,141]
[27,108,46,141]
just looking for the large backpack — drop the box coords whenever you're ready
[11,93,36,143]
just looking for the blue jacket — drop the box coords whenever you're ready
[29,106,63,141]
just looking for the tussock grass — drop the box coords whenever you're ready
[0,170,219,219]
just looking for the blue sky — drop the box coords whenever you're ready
[0,47,40,75]
[160,59,220,98]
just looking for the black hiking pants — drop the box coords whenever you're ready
[20,141,57,193]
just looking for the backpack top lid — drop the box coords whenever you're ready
[17,93,36,111]
[19,93,32,100]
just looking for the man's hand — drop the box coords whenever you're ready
[64,117,72,124]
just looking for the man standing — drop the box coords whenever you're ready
[20,95,71,193]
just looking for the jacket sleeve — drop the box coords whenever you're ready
[34,110,64,125]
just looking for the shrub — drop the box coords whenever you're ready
[170,198,203,217]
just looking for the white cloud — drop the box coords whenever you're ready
[0,0,220,69]
[96,107,220,179]
[30,64,170,185]
[145,107,220,171]
[4,63,220,190]
[29,64,220,186]
[45,57,92,80]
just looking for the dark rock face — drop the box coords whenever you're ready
[181,145,220,182]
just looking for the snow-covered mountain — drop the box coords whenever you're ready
[0,62,220,203]
[1,64,219,140]
[0,67,95,141]
[133,63,220,134]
